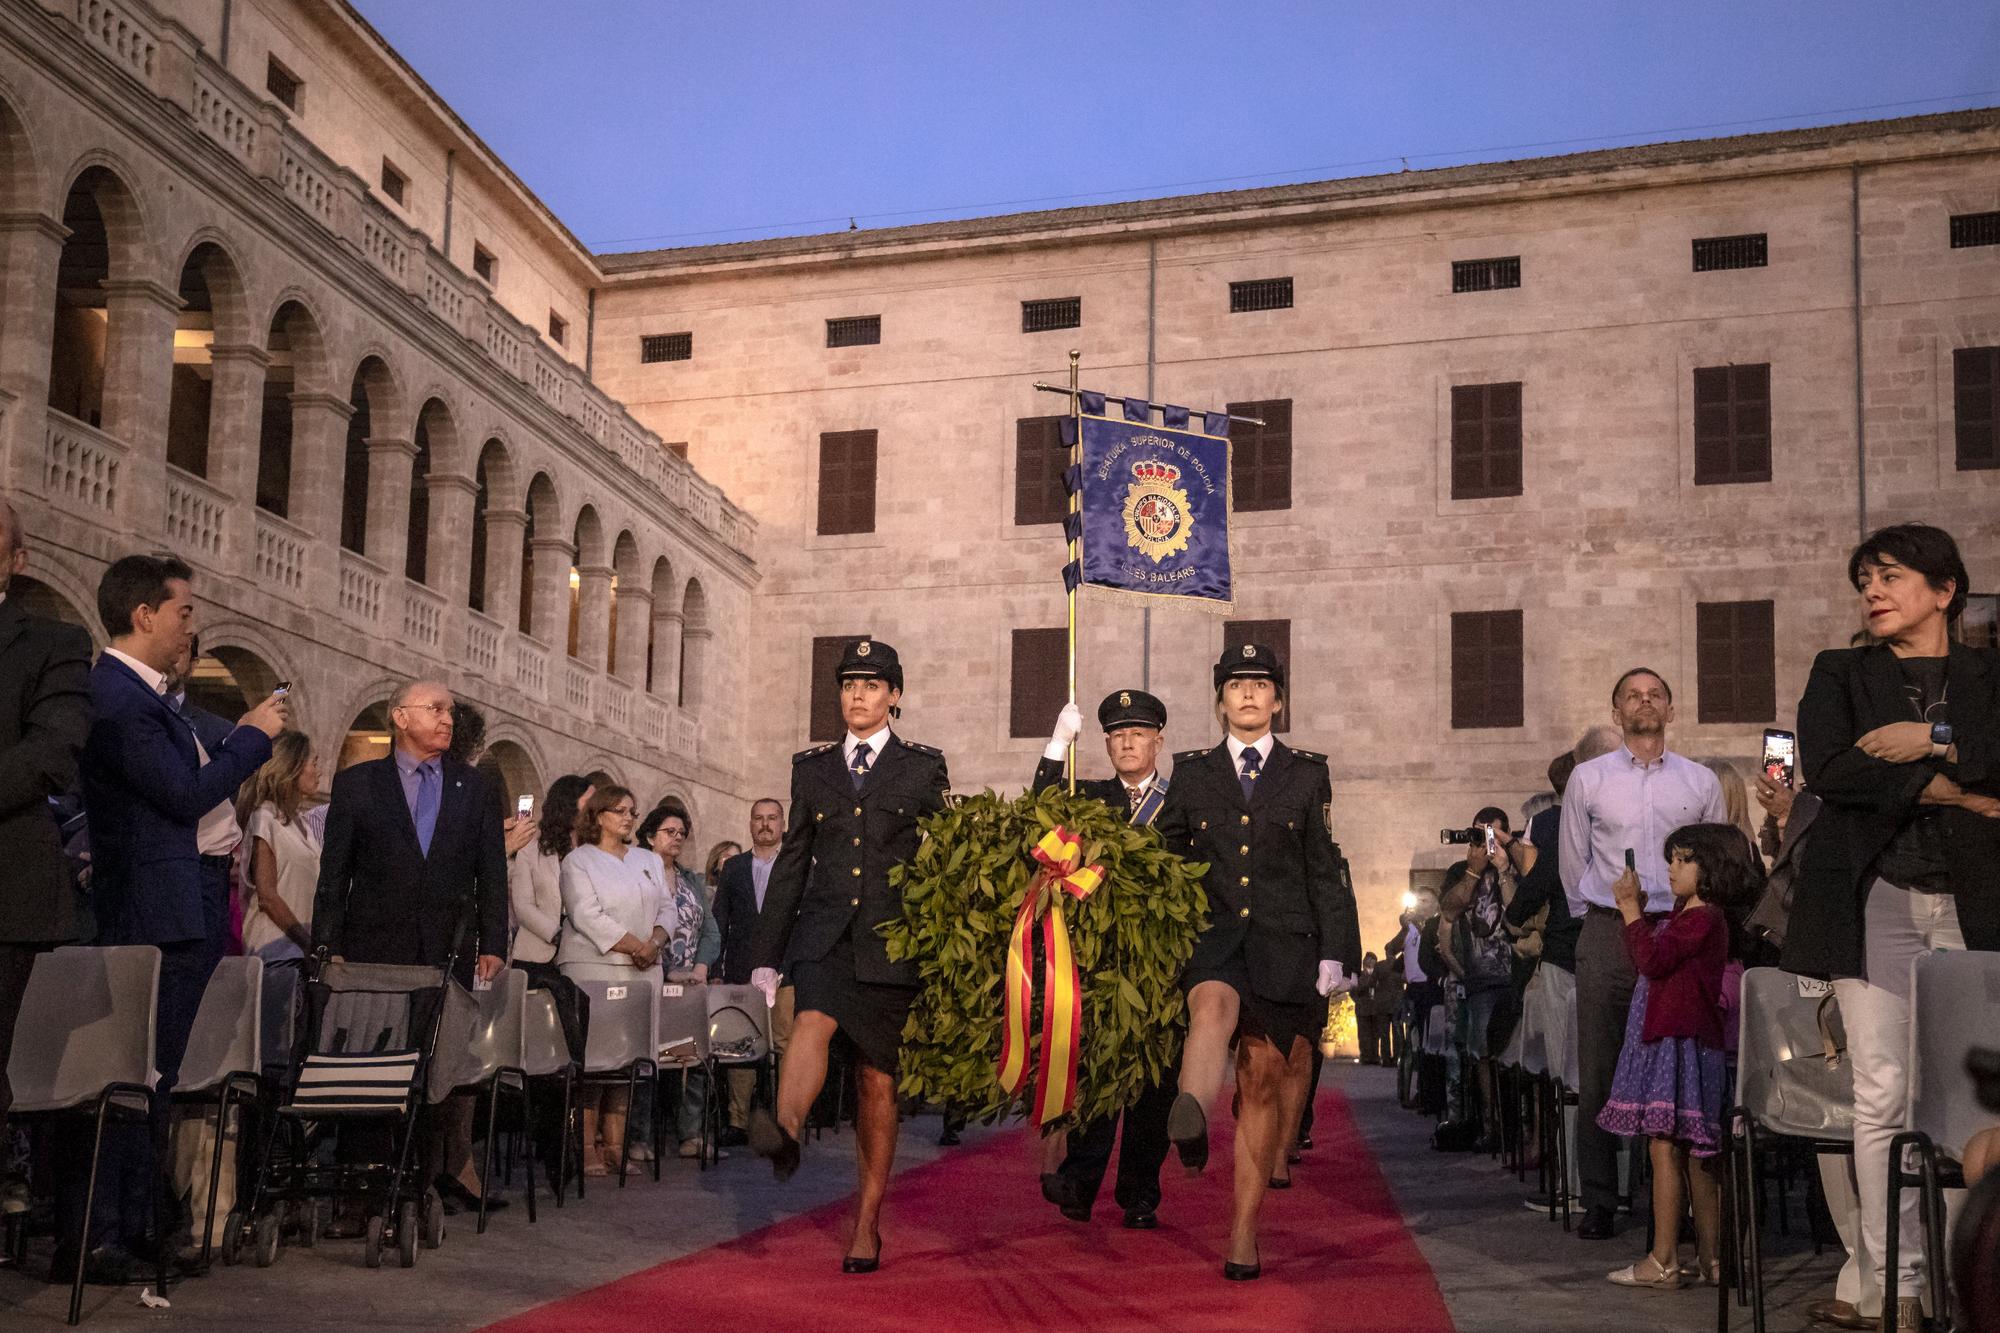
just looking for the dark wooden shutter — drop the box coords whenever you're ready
[1954,347,2000,471]
[1225,399,1292,512]
[1009,628,1068,739]
[1450,381,1523,500]
[1696,600,1776,723]
[1693,364,1772,484]
[817,430,878,535]
[1221,618,1291,733]
[1450,610,1524,730]
[809,635,859,742]
[1014,416,1069,525]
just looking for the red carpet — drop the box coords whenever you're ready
[481,1087,1453,1333]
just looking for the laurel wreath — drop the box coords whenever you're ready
[883,786,1209,1131]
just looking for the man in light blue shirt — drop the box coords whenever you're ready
[1558,667,1726,1240]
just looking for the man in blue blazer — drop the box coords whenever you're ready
[59,555,285,1282]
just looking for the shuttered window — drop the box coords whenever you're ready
[1009,628,1067,739]
[1696,600,1776,723]
[809,635,865,742]
[817,430,878,535]
[1222,619,1291,733]
[1014,416,1069,526]
[1225,399,1292,512]
[1693,363,1772,484]
[1450,610,1524,730]
[1450,382,1523,500]
[1954,346,2000,471]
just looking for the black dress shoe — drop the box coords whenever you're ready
[435,1174,508,1214]
[1167,1093,1209,1173]
[1577,1205,1617,1240]
[1297,1133,1314,1151]
[749,1110,801,1183]
[937,1125,962,1147]
[718,1126,750,1149]
[841,1234,882,1274]
[1122,1208,1158,1230]
[1267,1176,1293,1190]
[1223,1258,1261,1281]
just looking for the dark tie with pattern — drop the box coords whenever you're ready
[1238,747,1262,803]
[850,746,873,791]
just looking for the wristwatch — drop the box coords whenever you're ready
[1931,721,1953,759]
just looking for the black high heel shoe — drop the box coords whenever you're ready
[1267,1176,1292,1190]
[1223,1253,1261,1281]
[748,1110,801,1183]
[1167,1093,1209,1173]
[841,1233,882,1274]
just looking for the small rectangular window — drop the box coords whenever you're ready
[641,332,693,364]
[1452,256,1521,293]
[826,315,881,348]
[1229,278,1294,313]
[1955,346,2000,471]
[547,312,567,346]
[810,635,866,742]
[1450,382,1523,500]
[1226,399,1292,512]
[379,159,407,207]
[1222,619,1291,733]
[817,429,878,536]
[1014,416,1069,526]
[1009,628,1069,739]
[1949,211,2000,249]
[1692,233,1768,272]
[1693,363,1773,485]
[266,56,302,112]
[1696,600,1776,723]
[471,244,497,285]
[1021,297,1081,333]
[1450,609,1524,730]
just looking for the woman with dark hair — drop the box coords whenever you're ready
[508,773,595,970]
[1783,522,2000,1328]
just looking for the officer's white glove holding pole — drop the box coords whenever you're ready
[1043,701,1085,762]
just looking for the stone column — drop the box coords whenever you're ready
[203,342,269,576]
[527,535,573,648]
[287,391,356,614]
[362,435,418,574]
[0,212,66,493]
[574,563,613,671]
[98,277,181,455]
[424,472,479,607]
[612,585,653,683]
[650,608,683,699]
[681,626,712,712]
[479,507,527,625]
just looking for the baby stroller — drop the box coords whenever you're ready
[233,945,469,1269]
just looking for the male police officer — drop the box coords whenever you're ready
[1033,689,1177,1228]
[748,638,949,1274]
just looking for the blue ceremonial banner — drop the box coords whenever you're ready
[1063,401,1233,612]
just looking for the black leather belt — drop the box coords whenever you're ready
[200,853,236,869]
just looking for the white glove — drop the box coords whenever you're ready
[1316,960,1353,997]
[1043,701,1085,761]
[751,967,780,1008]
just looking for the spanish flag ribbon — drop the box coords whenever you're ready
[996,825,1103,1125]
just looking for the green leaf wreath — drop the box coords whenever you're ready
[883,786,1209,1132]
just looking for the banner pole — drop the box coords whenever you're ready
[1064,348,1080,795]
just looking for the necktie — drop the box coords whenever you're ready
[414,761,440,856]
[1239,747,1262,803]
[850,745,873,791]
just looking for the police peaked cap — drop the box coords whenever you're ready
[1098,689,1167,733]
[1214,641,1286,692]
[835,637,903,691]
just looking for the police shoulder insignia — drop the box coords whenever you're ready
[899,739,942,758]
[1292,749,1328,764]
[1173,749,1209,763]
[793,743,834,763]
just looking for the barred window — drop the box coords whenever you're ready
[1693,234,1768,272]
[1693,364,1772,485]
[1451,257,1520,293]
[266,56,302,112]
[379,159,407,207]
[1021,297,1081,333]
[641,332,692,364]
[1450,610,1524,730]
[1955,346,2000,471]
[1225,399,1291,512]
[1450,382,1523,500]
[1229,278,1294,313]
[1949,211,2000,249]
[826,315,882,348]
[1696,600,1776,723]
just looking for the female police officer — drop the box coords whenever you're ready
[1156,642,1361,1278]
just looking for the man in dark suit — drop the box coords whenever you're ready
[63,554,284,1282]
[0,501,93,1168]
[711,795,787,1144]
[747,638,950,1274]
[1031,689,1177,1229]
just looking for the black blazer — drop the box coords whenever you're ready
[313,752,509,980]
[1153,740,1361,1003]
[1028,755,1139,817]
[0,598,92,944]
[1781,642,2000,979]
[751,734,950,986]
[711,849,773,986]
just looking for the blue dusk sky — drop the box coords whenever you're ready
[349,1,2000,252]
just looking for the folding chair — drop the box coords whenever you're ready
[520,985,577,1207]
[1719,968,1854,1333]
[654,982,711,1169]
[4,945,161,1326]
[1885,950,2000,1333]
[173,956,263,1267]
[575,977,660,1188]
[704,983,773,1167]
[450,969,534,1232]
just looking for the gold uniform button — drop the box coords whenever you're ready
[1239,815,1250,825]
[1238,906,1250,918]
[1239,876,1250,887]
[850,897,860,906]
[1238,844,1250,856]
[854,806,863,816]
[852,837,862,846]
[815,812,824,822]
[851,867,862,877]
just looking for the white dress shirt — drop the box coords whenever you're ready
[1558,745,1727,916]
[104,646,166,695]
[1224,732,1275,771]
[843,727,890,775]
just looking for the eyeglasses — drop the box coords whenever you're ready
[396,701,452,717]
[607,806,637,818]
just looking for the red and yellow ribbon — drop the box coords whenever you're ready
[997,825,1103,1124]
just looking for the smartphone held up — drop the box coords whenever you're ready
[1761,728,1797,789]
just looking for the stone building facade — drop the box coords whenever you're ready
[588,111,2000,948]
[1,0,757,830]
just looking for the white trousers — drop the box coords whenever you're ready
[1829,880,1963,1312]
[1816,1149,1878,1313]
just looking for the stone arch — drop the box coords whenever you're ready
[195,617,300,715]
[256,296,329,518]
[0,84,44,214]
[47,162,151,432]
[477,736,544,812]
[165,238,252,479]
[15,544,100,640]
[468,436,520,616]
[646,554,677,696]
[340,354,403,555]
[566,504,606,661]
[407,395,458,584]
[6,573,94,639]
[679,576,711,711]
[520,470,561,638]
[332,672,406,772]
